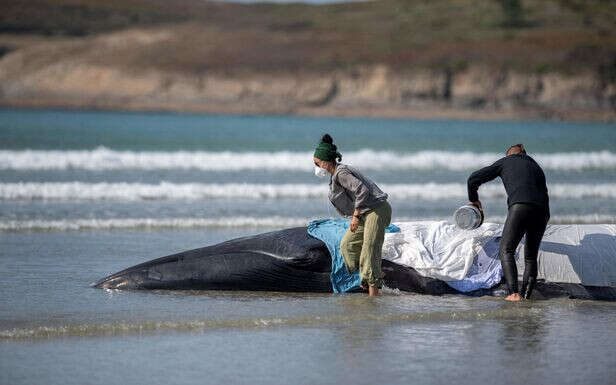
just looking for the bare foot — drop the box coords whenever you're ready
[504,293,522,302]
[368,286,380,296]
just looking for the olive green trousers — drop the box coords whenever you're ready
[340,201,392,288]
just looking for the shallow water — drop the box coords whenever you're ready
[2,229,616,385]
[1,109,615,384]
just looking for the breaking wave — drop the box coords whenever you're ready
[1,148,615,171]
[1,214,613,231]
[2,182,616,200]
[0,217,309,231]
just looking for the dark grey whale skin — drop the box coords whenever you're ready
[93,227,616,301]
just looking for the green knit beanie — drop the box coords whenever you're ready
[313,134,342,162]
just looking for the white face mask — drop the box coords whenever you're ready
[314,165,329,178]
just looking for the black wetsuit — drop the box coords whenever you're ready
[468,153,550,298]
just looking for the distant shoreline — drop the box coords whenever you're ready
[2,0,616,125]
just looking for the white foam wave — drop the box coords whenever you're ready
[484,214,616,225]
[1,148,615,171]
[0,217,309,231]
[1,215,613,231]
[2,182,616,200]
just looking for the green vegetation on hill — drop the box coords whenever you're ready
[1,0,615,76]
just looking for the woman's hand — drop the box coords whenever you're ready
[350,215,360,232]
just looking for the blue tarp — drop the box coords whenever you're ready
[307,218,400,293]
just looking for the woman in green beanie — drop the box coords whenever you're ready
[313,134,392,296]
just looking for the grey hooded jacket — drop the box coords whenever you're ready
[328,164,388,217]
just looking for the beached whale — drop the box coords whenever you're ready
[94,225,616,300]
[94,227,455,294]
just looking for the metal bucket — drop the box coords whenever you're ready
[453,205,484,230]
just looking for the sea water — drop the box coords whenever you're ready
[1,109,615,385]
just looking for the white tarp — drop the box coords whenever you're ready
[529,224,616,286]
[382,221,501,282]
[383,221,616,287]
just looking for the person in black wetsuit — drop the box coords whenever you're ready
[467,144,550,302]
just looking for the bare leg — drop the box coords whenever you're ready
[368,285,380,296]
[505,293,522,301]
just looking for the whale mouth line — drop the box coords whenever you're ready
[244,249,288,260]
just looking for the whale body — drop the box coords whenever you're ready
[93,227,456,294]
[94,227,616,300]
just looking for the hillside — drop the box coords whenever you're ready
[1,0,615,120]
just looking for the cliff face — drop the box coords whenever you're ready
[0,26,614,121]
